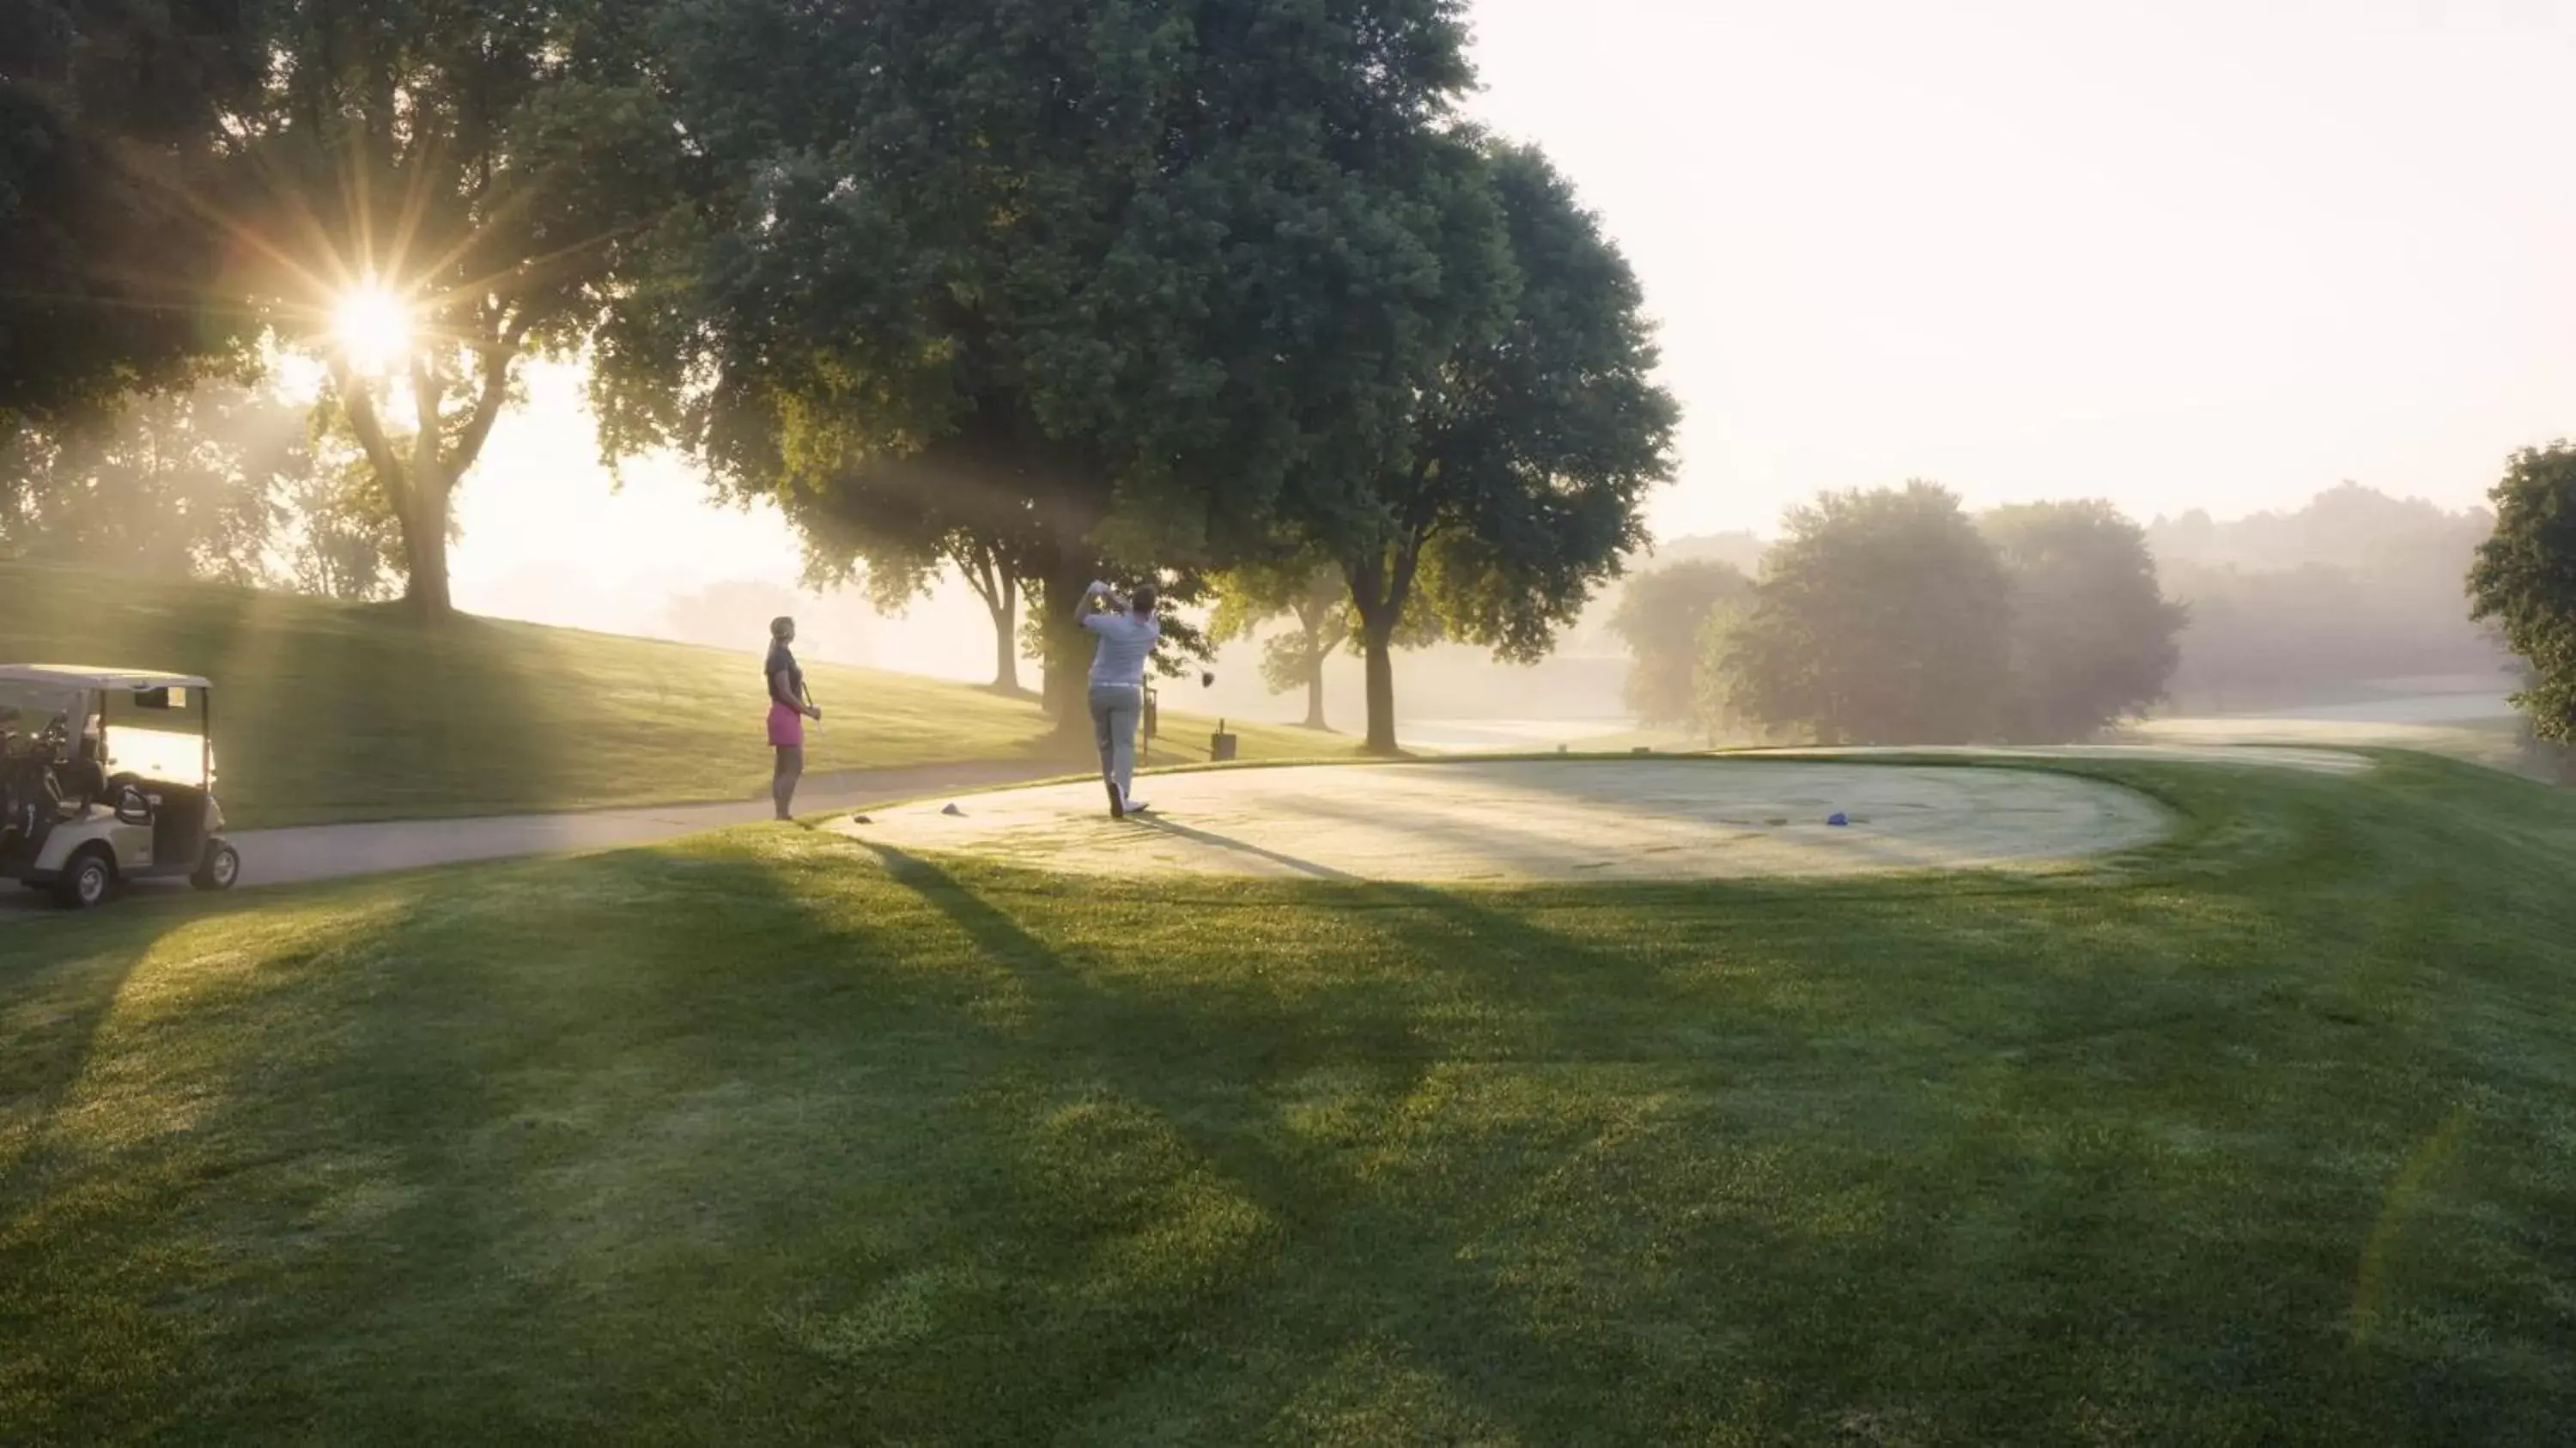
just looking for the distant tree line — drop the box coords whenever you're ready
[1606,482,2533,746]
[2151,484,2511,710]
[1610,487,2183,746]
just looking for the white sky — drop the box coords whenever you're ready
[453,0,2576,645]
[1467,0,2576,534]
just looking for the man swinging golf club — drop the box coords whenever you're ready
[1078,578,1158,818]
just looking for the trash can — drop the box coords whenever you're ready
[1210,719,1238,763]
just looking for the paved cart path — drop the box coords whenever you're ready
[2,759,1054,918]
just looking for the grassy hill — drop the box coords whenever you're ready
[8,752,2576,1441]
[0,563,1341,826]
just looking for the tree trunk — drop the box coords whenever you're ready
[400,482,453,617]
[1361,619,1398,754]
[1038,556,1097,737]
[989,576,1020,694]
[1303,647,1328,731]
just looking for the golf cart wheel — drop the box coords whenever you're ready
[191,842,241,892]
[55,848,114,910]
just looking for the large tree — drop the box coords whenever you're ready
[1607,559,1753,728]
[216,0,683,616]
[1981,501,2185,742]
[1722,483,2013,745]
[786,472,1047,696]
[1295,142,1678,752]
[1209,554,1437,731]
[597,0,1487,731]
[1210,558,1352,731]
[2470,443,2576,743]
[861,535,1030,698]
[1,0,264,430]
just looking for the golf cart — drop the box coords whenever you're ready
[0,665,240,909]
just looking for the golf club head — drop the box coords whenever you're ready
[1200,671,1216,689]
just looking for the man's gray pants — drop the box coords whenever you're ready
[1088,683,1142,802]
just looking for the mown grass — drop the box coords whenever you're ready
[0,562,1340,826]
[6,754,2576,1444]
[2128,714,2535,776]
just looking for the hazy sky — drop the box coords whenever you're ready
[1468,0,2576,538]
[455,0,2576,639]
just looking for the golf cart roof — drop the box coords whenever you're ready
[0,664,212,691]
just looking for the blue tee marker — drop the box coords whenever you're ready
[1827,812,1850,827]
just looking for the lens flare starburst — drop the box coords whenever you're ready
[334,285,415,375]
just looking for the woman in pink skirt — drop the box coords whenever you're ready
[764,616,821,819]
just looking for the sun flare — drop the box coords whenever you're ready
[334,285,415,374]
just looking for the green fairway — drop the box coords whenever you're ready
[2129,714,2535,776]
[0,562,1341,826]
[7,754,2576,1443]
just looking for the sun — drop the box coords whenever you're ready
[334,285,415,375]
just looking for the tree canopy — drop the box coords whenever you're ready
[1721,484,2013,745]
[2470,443,2576,743]
[1982,501,2184,741]
[596,0,1489,724]
[1295,141,1677,751]
[1,0,266,429]
[1209,557,1357,732]
[1210,551,1437,731]
[790,481,1047,696]
[210,0,684,614]
[1607,559,1753,728]
[7,0,1677,721]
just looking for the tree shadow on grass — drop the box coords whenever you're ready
[162,844,1017,1440]
[2,835,1534,1441]
[833,837,1971,1442]
[1273,861,2576,1442]
[827,832,2050,1439]
[15,802,2576,1443]
[0,849,885,1441]
[1129,813,1360,880]
[4,853,840,1441]
[783,812,2575,1442]
[0,882,447,1443]
[841,837,1683,1442]
[0,845,2363,1443]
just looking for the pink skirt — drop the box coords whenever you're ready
[767,703,805,748]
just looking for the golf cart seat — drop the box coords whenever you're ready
[55,758,106,817]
